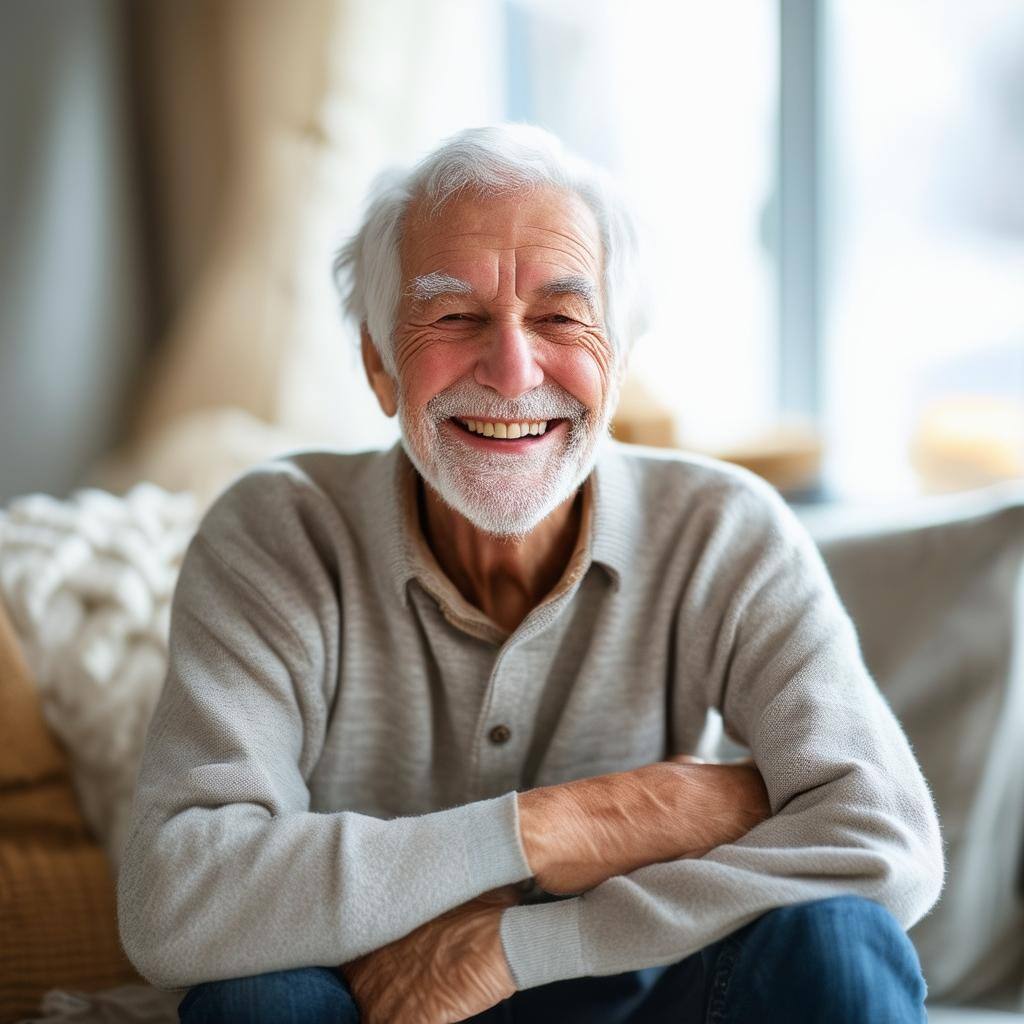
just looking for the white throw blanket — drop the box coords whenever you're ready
[0,483,199,869]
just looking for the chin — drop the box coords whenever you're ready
[442,491,561,539]
[400,413,606,537]
[407,447,571,537]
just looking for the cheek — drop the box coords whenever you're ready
[394,327,616,413]
[542,338,614,412]
[395,334,476,409]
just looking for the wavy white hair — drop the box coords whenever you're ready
[332,124,647,375]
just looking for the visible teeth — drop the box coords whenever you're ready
[460,418,550,438]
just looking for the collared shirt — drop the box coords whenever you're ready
[400,455,596,646]
[118,438,943,992]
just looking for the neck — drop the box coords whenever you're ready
[419,480,583,634]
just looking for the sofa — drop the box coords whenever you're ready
[0,473,1022,1022]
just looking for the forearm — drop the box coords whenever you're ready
[515,760,769,894]
[120,790,531,989]
[502,749,939,993]
[503,689,942,992]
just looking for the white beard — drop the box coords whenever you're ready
[398,378,613,538]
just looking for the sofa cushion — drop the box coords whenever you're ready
[799,483,1024,1007]
[0,597,67,789]
[0,598,140,1024]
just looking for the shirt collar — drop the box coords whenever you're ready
[588,438,635,589]
[381,437,635,613]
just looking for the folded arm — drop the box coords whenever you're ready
[336,755,769,1024]
[495,477,945,992]
[116,474,535,991]
[516,756,770,895]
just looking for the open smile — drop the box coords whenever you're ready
[446,417,567,449]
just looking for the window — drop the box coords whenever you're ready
[505,0,781,452]
[505,0,1024,498]
[821,0,1024,498]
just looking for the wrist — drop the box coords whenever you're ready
[515,787,562,877]
[516,767,654,881]
[491,906,517,995]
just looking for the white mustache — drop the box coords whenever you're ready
[424,378,587,424]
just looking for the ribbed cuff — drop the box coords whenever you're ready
[500,897,587,990]
[460,790,533,891]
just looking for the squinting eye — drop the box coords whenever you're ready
[546,315,576,325]
[438,314,471,322]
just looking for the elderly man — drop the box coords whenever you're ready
[118,125,943,1023]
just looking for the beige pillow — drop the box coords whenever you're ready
[804,485,1024,1007]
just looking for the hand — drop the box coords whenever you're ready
[338,884,521,1024]
[517,756,770,896]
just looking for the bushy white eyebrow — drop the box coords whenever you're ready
[408,272,474,303]
[408,270,599,320]
[540,274,598,319]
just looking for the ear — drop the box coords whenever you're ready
[360,326,398,417]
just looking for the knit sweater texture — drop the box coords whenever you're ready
[116,439,944,991]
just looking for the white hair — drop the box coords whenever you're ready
[332,124,646,375]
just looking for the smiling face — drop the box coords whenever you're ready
[363,184,622,536]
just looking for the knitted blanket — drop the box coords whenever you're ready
[0,484,198,869]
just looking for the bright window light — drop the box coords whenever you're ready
[821,0,1024,498]
[506,1,780,451]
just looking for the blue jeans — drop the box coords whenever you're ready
[177,894,927,1023]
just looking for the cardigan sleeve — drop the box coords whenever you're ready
[499,474,944,990]
[117,466,532,990]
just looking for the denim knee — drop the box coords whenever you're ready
[756,895,924,987]
[706,895,927,1023]
[178,966,359,1024]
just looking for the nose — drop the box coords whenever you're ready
[473,321,545,399]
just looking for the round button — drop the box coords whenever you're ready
[488,724,512,744]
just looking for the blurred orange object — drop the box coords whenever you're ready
[697,422,824,496]
[910,395,1024,494]
[610,374,678,449]
[612,373,823,495]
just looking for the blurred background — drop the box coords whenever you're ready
[1,0,1022,507]
[1,4,1024,1021]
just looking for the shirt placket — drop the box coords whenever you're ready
[465,581,583,806]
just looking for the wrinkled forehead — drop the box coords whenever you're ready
[398,186,604,299]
